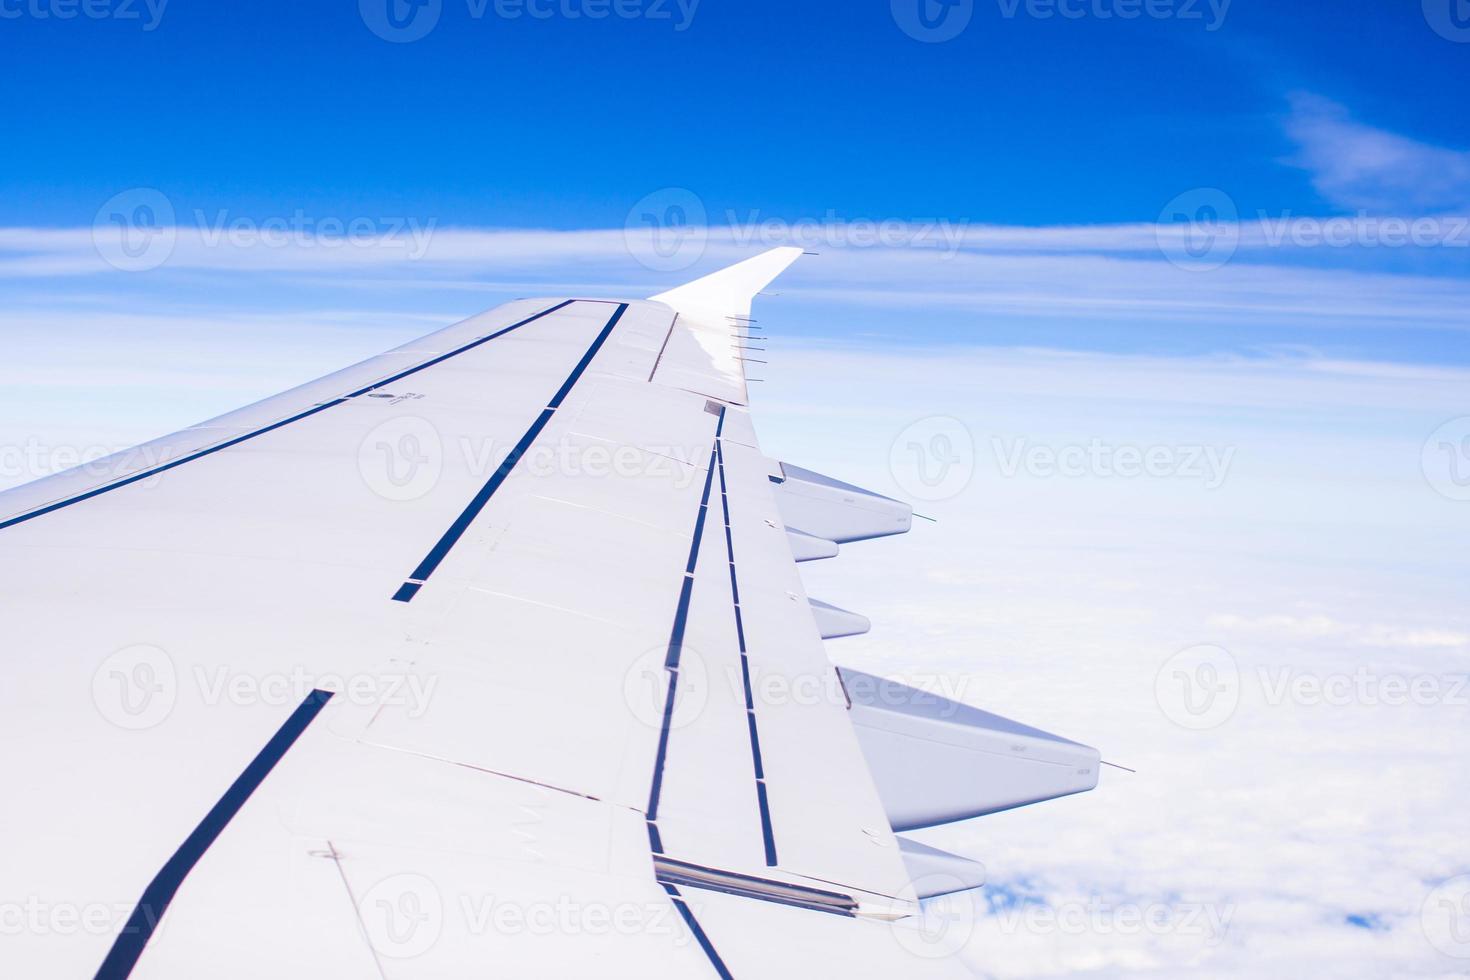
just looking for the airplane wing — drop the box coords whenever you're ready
[0,248,1099,979]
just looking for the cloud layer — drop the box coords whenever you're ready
[1,114,1467,975]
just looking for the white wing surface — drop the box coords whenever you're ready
[1,248,1098,979]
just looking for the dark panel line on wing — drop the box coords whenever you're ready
[0,301,577,535]
[94,690,334,980]
[391,303,630,602]
[648,311,680,382]
[343,299,578,398]
[321,840,391,980]
[646,437,721,828]
[715,432,779,867]
[661,883,736,980]
[1,401,348,534]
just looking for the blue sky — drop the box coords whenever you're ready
[2,6,1470,976]
[1,0,1467,228]
[2,0,1468,368]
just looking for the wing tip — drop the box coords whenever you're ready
[649,246,804,318]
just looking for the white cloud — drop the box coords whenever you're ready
[3,221,1469,346]
[1208,614,1470,649]
[1284,93,1470,213]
